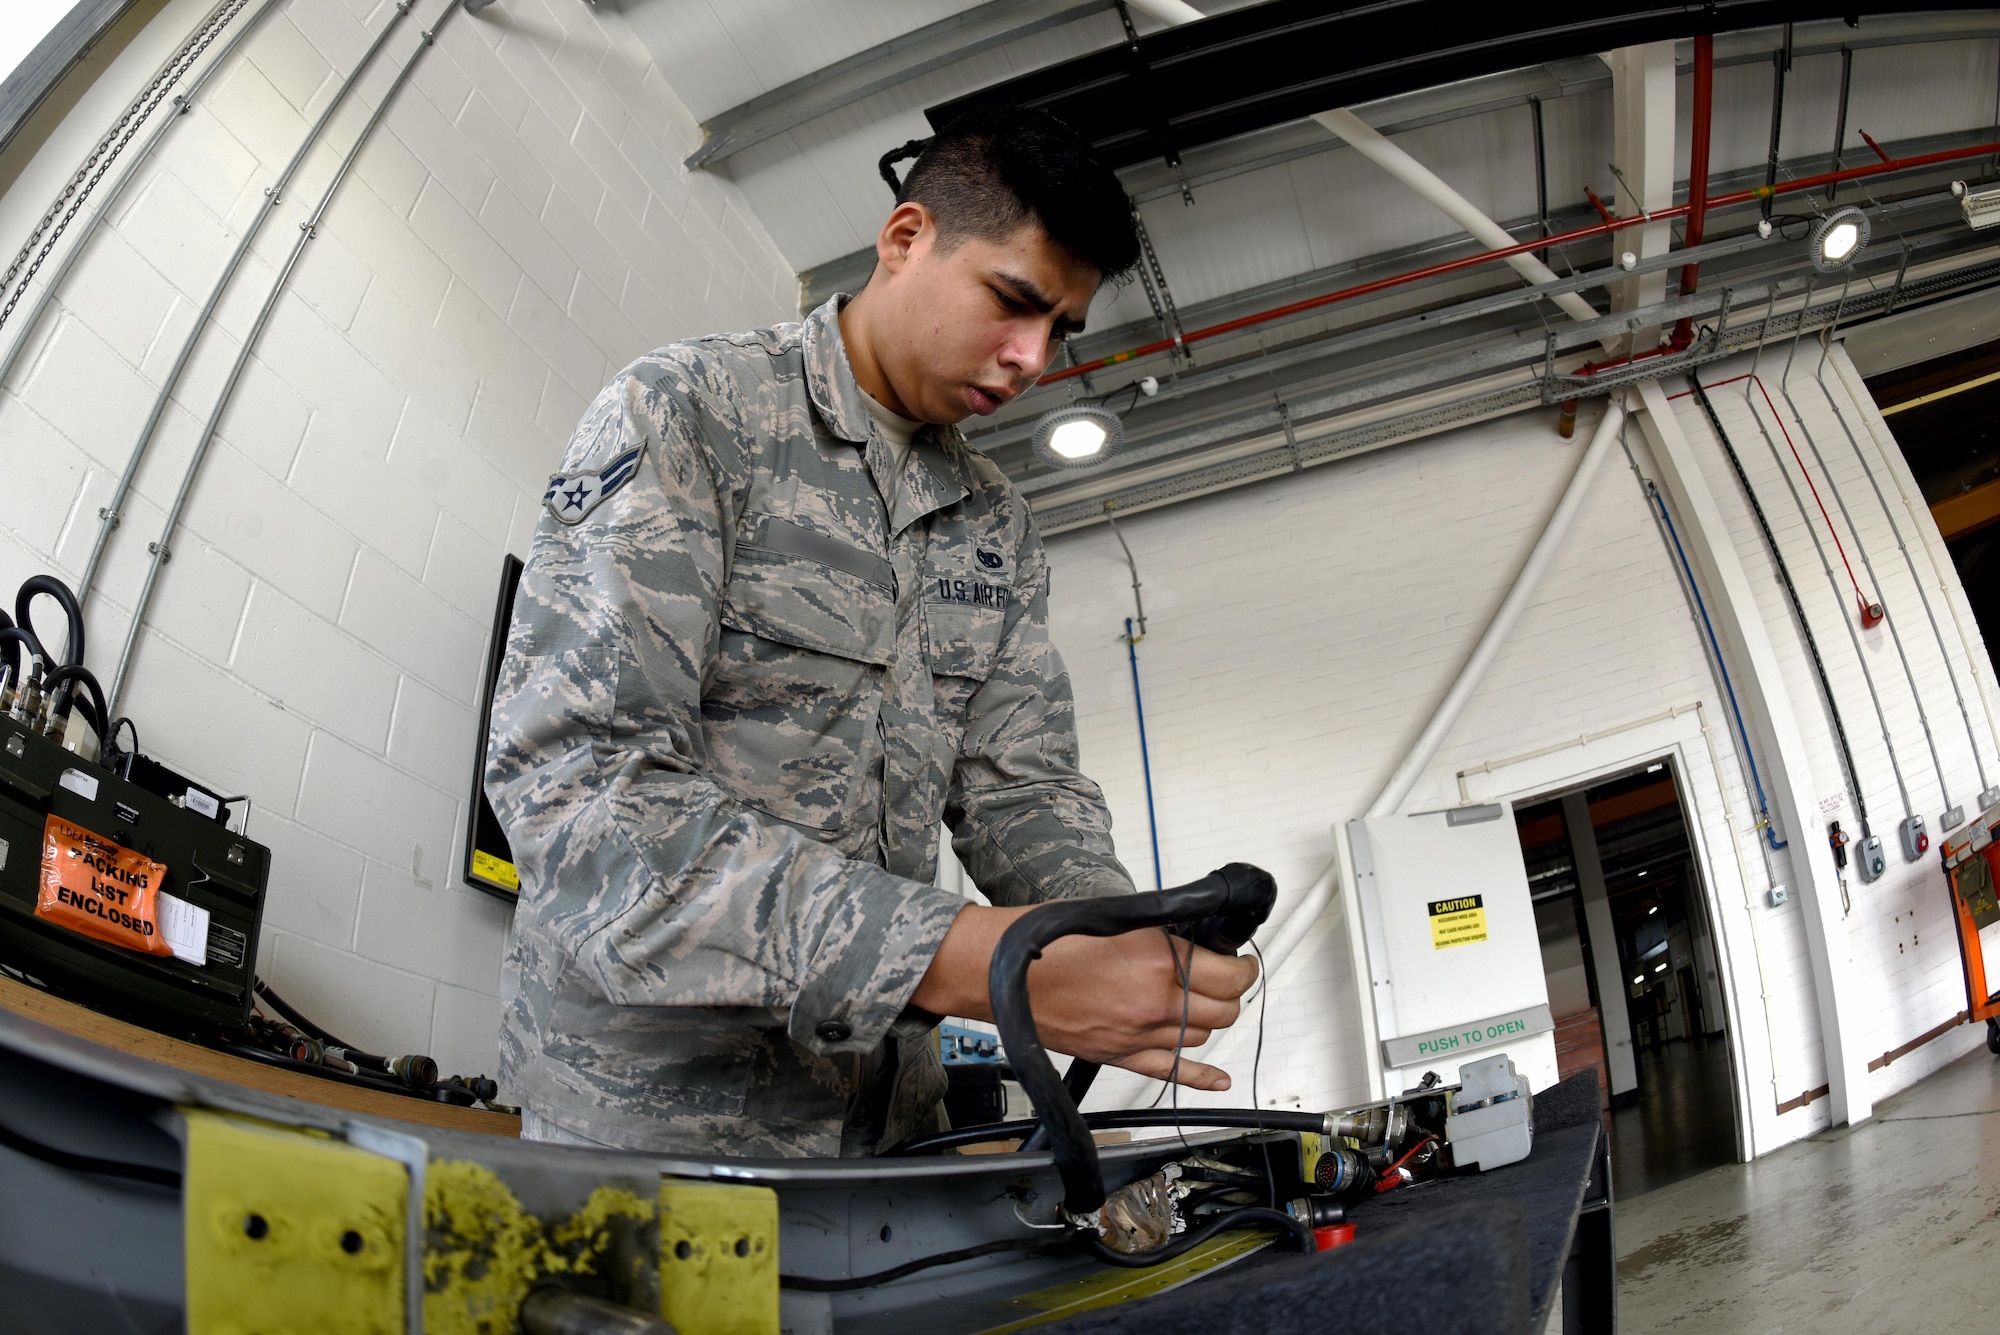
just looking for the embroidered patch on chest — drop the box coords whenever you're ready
[544,445,644,525]
[932,576,1008,608]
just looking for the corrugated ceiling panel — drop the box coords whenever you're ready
[1845,40,2000,148]
[1515,87,1612,226]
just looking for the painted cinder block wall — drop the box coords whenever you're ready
[1045,344,2000,1159]
[0,0,795,1079]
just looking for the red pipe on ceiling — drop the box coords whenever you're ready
[1042,134,2000,386]
[1672,33,1716,348]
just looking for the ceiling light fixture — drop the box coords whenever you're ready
[1646,763,1663,773]
[1648,904,1658,913]
[1032,403,1126,469]
[1809,205,1870,272]
[1632,976,1644,986]
[1655,962,1669,973]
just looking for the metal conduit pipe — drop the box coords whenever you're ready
[1811,348,2000,809]
[1313,107,1603,330]
[108,0,467,718]
[0,0,285,392]
[75,0,417,607]
[1040,135,2000,387]
[1771,323,1917,836]
[1784,285,1956,829]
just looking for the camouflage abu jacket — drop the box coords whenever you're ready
[488,295,1135,1157]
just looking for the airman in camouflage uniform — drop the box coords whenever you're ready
[487,295,1136,1157]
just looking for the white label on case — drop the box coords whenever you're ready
[159,893,210,967]
[58,768,98,802]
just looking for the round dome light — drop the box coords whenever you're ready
[1809,206,1870,272]
[1031,403,1126,470]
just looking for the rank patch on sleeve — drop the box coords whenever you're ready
[545,445,644,524]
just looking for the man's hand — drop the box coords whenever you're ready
[910,904,1261,1091]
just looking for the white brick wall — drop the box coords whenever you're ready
[0,0,794,1079]
[1043,348,1996,1158]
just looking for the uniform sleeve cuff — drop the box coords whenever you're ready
[788,871,968,1057]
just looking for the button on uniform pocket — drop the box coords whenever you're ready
[710,544,895,834]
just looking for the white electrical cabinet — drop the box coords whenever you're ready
[1346,804,1560,1095]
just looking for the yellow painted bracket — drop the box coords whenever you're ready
[183,1109,409,1335]
[658,1178,779,1335]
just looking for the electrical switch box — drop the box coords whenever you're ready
[1857,834,1886,882]
[1901,815,1930,862]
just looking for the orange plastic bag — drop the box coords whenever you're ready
[36,814,173,956]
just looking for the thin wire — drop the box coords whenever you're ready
[1248,940,1276,1206]
[1164,929,1194,1152]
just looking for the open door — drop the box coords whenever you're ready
[1347,804,1560,1096]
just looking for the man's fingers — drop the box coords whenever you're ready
[1131,1024,1214,1052]
[1114,1049,1233,1091]
[1181,941,1260,1001]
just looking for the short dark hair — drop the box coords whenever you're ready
[886,107,1139,283]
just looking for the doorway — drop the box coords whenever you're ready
[1514,759,1739,1198]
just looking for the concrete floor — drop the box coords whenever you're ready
[1614,1043,2000,1331]
[1611,1038,1738,1199]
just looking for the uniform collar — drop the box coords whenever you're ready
[806,295,970,534]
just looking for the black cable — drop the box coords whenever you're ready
[988,865,1278,1213]
[1248,940,1276,1207]
[1165,927,1195,1155]
[888,1107,1328,1157]
[877,136,931,196]
[781,1234,1067,1292]
[111,717,139,776]
[1082,1206,1315,1268]
[252,977,354,1051]
[0,1117,181,1189]
[0,625,44,680]
[217,1041,440,1102]
[42,664,109,755]
[15,574,85,669]
[1689,373,1870,831]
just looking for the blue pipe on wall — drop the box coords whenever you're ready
[1126,616,1164,890]
[1646,479,1789,851]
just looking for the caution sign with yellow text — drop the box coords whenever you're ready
[1428,894,1489,949]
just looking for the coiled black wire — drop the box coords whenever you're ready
[16,575,84,669]
[0,626,43,681]
[254,977,354,1051]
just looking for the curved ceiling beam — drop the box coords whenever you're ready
[927,0,2000,170]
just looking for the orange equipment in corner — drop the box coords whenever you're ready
[1938,811,2000,1052]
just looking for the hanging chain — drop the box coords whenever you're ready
[1131,206,1190,366]
[0,0,249,337]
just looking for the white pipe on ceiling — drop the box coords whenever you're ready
[1313,107,1604,328]
[1122,0,1207,24]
